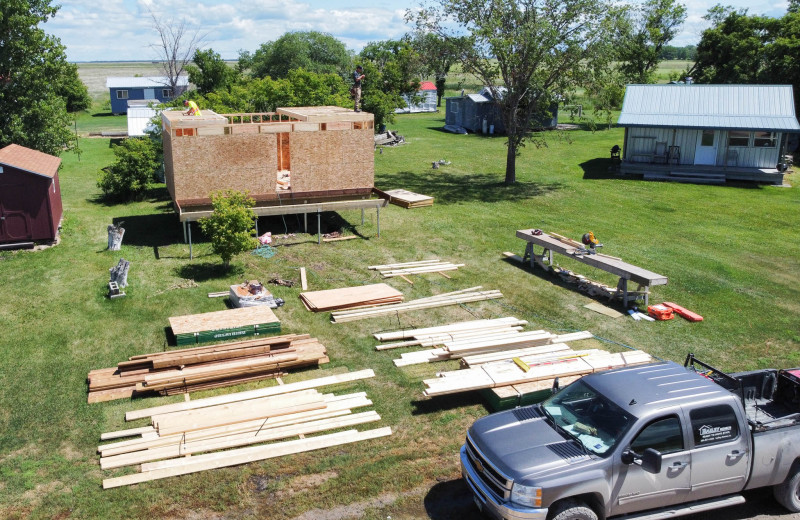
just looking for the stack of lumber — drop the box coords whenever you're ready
[299,283,404,312]
[374,317,530,349]
[422,349,652,397]
[330,287,503,323]
[381,189,434,209]
[98,370,391,488]
[87,334,329,403]
[368,259,463,279]
[169,306,281,346]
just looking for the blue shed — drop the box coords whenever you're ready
[445,87,558,134]
[106,76,189,115]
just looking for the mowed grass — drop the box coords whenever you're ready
[1,93,799,519]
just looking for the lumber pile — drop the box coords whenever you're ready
[299,283,404,312]
[422,349,652,397]
[381,189,434,209]
[368,259,462,278]
[169,306,281,346]
[87,334,329,403]
[98,370,390,488]
[330,286,503,323]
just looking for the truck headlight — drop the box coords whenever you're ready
[510,483,542,507]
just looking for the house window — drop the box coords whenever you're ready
[116,90,129,100]
[162,89,173,98]
[728,130,749,147]
[753,131,776,148]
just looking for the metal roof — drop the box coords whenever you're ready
[618,84,800,132]
[106,76,189,89]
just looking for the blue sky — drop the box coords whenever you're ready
[47,0,791,62]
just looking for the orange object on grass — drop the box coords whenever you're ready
[647,304,674,321]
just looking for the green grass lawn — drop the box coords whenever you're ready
[1,107,798,519]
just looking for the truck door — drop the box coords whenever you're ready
[611,415,691,516]
[685,403,749,500]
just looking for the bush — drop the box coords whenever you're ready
[198,190,258,268]
[97,138,160,201]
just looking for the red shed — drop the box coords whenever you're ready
[0,144,63,244]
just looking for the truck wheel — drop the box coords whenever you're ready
[774,467,800,512]
[548,499,598,520]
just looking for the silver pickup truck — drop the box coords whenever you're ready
[461,354,800,520]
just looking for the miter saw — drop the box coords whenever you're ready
[579,231,603,255]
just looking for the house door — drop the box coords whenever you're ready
[694,130,718,165]
[144,88,156,100]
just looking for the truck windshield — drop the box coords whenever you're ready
[541,380,634,456]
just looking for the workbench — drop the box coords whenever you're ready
[516,229,667,307]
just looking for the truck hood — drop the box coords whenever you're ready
[469,405,592,480]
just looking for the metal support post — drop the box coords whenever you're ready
[317,209,322,244]
[188,221,193,260]
[361,208,365,225]
[376,206,381,237]
[182,221,187,244]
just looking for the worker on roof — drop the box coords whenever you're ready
[183,99,201,116]
[352,65,365,112]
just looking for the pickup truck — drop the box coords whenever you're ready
[461,354,800,520]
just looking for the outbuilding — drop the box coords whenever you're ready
[0,144,63,245]
[617,84,800,184]
[106,76,188,115]
[445,87,558,134]
[396,81,438,113]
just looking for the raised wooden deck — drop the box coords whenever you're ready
[619,162,787,185]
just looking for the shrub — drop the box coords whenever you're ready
[97,138,160,201]
[198,190,258,268]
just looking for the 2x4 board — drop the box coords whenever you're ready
[169,306,281,346]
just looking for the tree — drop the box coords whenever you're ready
[198,190,258,268]
[0,0,80,155]
[97,138,160,201]
[409,32,470,106]
[149,8,205,95]
[616,0,687,84]
[359,40,422,129]
[412,0,620,184]
[245,31,351,79]
[186,48,237,94]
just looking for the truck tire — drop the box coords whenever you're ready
[774,467,800,512]
[548,499,598,520]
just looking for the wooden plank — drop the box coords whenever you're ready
[100,426,156,441]
[300,268,308,290]
[125,369,374,421]
[374,317,526,341]
[102,427,392,488]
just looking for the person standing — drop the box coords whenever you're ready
[352,65,365,112]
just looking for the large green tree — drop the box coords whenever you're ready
[358,40,422,129]
[186,48,237,94]
[244,31,351,79]
[689,7,800,115]
[412,0,620,184]
[0,0,82,155]
[409,32,470,107]
[617,0,687,83]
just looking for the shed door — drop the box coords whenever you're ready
[0,185,32,241]
[694,130,718,165]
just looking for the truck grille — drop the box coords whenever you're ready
[465,433,512,499]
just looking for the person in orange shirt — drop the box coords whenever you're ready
[183,99,201,116]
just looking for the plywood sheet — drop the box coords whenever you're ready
[300,284,403,312]
[290,129,373,193]
[169,306,279,336]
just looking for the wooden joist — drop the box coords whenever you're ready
[368,259,463,278]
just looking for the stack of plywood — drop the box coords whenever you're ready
[381,189,434,209]
[169,306,281,346]
[368,259,463,279]
[98,370,391,488]
[422,349,652,397]
[330,287,503,323]
[87,334,329,403]
[299,283,404,312]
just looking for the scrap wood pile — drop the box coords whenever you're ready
[379,189,434,209]
[422,349,653,397]
[299,283,404,312]
[87,334,330,403]
[368,259,461,279]
[98,370,391,488]
[330,286,503,323]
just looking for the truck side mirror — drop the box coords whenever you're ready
[640,448,662,474]
[621,450,635,465]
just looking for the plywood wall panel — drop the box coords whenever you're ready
[290,129,373,193]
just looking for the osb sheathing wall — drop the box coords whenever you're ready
[290,129,374,193]
[170,134,279,200]
[163,131,176,200]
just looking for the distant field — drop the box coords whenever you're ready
[78,62,166,99]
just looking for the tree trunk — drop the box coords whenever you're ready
[109,258,130,288]
[505,141,517,184]
[107,224,125,251]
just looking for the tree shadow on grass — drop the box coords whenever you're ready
[378,171,564,204]
[176,262,243,282]
[89,184,172,207]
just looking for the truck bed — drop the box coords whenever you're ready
[729,369,800,430]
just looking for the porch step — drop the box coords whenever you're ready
[643,170,726,185]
